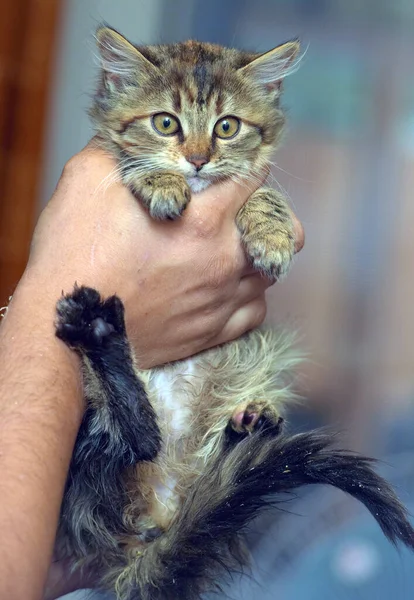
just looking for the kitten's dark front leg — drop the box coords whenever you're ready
[56,285,161,463]
[55,286,161,558]
[125,170,191,220]
[236,188,295,280]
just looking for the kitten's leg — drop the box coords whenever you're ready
[56,285,161,463]
[124,169,191,220]
[236,188,295,280]
[55,285,161,558]
[232,193,294,435]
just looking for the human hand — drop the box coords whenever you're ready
[22,142,304,368]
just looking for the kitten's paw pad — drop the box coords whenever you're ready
[232,407,262,433]
[230,402,284,435]
[139,174,191,220]
[55,285,126,348]
[245,229,295,281]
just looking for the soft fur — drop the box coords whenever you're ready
[56,286,414,600]
[53,27,414,600]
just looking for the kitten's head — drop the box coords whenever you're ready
[91,27,300,192]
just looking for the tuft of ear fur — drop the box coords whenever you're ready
[240,40,301,91]
[108,430,414,600]
[95,26,157,93]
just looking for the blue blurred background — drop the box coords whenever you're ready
[2,0,414,598]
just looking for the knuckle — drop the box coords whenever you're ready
[192,212,222,240]
[62,148,115,181]
[61,151,93,180]
[61,154,80,178]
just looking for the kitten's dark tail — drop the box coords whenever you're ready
[118,431,414,600]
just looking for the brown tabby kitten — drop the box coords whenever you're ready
[90,27,298,280]
[54,27,414,600]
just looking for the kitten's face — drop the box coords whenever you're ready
[92,30,300,192]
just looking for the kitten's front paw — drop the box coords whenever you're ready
[237,188,295,281]
[245,228,295,281]
[137,173,191,220]
[230,401,284,436]
[56,285,126,349]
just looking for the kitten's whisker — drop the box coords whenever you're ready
[93,166,123,197]
[266,159,313,183]
[266,172,292,203]
[227,168,265,190]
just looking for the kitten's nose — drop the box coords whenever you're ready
[186,155,209,171]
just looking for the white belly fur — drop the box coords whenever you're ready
[144,357,200,513]
[149,358,198,439]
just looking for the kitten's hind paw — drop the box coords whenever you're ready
[55,285,126,349]
[229,401,284,437]
[137,526,164,544]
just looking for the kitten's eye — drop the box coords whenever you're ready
[214,116,240,139]
[152,113,180,136]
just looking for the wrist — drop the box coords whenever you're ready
[1,270,84,419]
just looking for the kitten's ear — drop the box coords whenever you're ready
[240,40,301,91]
[96,26,156,93]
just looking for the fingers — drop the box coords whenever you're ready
[210,297,267,347]
[292,212,305,253]
[236,273,271,303]
[216,274,270,345]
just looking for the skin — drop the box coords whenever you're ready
[0,143,304,600]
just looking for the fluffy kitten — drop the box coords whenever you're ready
[90,27,299,279]
[54,27,414,600]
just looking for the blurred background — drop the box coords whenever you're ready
[1,0,414,598]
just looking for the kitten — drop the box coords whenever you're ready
[54,27,414,600]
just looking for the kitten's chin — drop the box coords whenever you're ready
[186,177,211,194]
